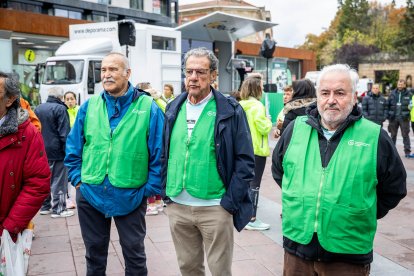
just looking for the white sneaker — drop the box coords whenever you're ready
[244,219,270,231]
[146,205,158,216]
[51,210,75,218]
[39,210,51,215]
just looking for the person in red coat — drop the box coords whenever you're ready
[0,71,51,240]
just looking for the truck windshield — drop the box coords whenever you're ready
[43,60,84,85]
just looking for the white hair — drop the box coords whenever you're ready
[48,86,65,98]
[316,64,359,94]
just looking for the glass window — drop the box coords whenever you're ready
[54,8,68,18]
[130,0,143,10]
[152,36,176,51]
[8,1,41,13]
[43,60,84,85]
[68,10,82,20]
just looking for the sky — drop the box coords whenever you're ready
[179,0,408,48]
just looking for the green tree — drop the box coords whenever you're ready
[337,0,371,41]
[394,0,414,56]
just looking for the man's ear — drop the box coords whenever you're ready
[5,96,18,108]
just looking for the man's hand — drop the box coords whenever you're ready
[75,182,82,190]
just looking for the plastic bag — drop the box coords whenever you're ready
[0,229,25,276]
[20,229,33,274]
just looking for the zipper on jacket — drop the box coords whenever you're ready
[261,135,264,148]
[182,138,190,188]
[314,168,326,232]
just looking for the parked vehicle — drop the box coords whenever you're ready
[39,20,182,104]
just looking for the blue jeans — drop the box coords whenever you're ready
[76,189,147,276]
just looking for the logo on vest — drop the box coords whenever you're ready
[348,140,369,147]
[132,109,147,115]
[207,111,216,116]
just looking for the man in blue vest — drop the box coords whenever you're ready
[64,52,164,275]
[272,64,407,275]
[161,47,255,276]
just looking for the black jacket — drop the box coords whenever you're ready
[272,103,407,264]
[361,92,388,125]
[35,96,70,161]
[161,89,255,231]
[388,88,412,120]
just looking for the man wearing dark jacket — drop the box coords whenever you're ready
[272,64,406,275]
[162,47,255,276]
[361,83,388,126]
[388,79,413,158]
[35,86,72,218]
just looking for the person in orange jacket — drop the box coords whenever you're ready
[20,97,41,131]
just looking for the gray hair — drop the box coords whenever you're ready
[48,86,65,98]
[184,47,218,71]
[0,71,20,99]
[316,64,359,94]
[105,52,130,70]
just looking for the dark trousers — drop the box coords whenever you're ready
[389,118,411,154]
[283,251,370,276]
[249,155,267,218]
[41,160,68,213]
[76,190,147,276]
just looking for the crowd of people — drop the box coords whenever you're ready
[0,47,408,276]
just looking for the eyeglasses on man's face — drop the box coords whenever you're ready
[183,68,211,78]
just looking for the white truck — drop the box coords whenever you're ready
[39,20,182,104]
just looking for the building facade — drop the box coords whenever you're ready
[179,0,316,92]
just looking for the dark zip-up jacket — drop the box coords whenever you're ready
[35,96,70,161]
[161,88,255,231]
[272,103,407,264]
[361,92,388,125]
[388,88,412,120]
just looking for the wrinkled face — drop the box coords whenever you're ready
[64,93,76,108]
[283,90,293,104]
[317,71,356,130]
[185,56,217,103]
[397,80,406,90]
[372,84,380,95]
[101,55,131,97]
[0,78,17,119]
[163,86,173,98]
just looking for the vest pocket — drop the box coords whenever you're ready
[323,204,375,253]
[194,161,223,199]
[282,195,305,237]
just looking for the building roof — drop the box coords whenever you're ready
[180,0,258,10]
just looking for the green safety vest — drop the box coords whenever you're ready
[282,116,380,254]
[81,94,152,188]
[166,98,225,199]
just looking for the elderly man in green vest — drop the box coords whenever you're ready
[65,52,164,275]
[272,64,407,275]
[161,47,255,276]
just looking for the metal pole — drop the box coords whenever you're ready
[266,58,269,90]
[106,0,109,21]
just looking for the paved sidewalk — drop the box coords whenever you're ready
[27,133,414,276]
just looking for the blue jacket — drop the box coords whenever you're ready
[64,84,164,217]
[161,89,255,231]
[35,96,70,161]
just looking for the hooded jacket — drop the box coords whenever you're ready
[0,103,50,237]
[35,96,70,161]
[272,103,407,264]
[239,97,272,156]
[161,88,255,231]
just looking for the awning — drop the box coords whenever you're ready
[176,11,277,42]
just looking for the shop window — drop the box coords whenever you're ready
[53,8,82,19]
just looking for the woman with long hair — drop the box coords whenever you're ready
[239,75,272,231]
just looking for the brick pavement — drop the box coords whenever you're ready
[26,132,414,276]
